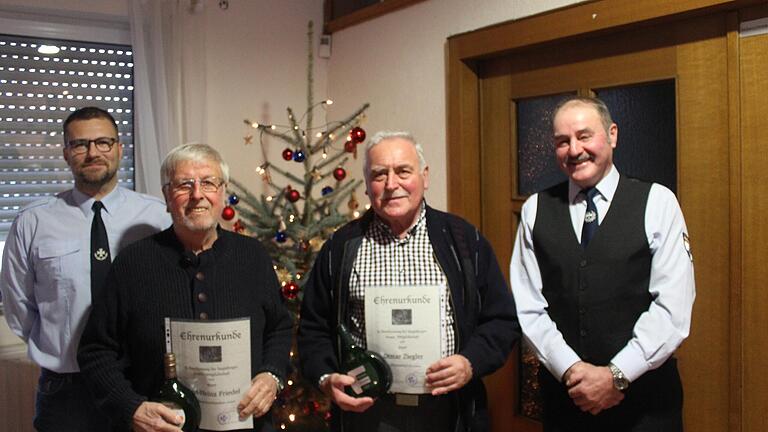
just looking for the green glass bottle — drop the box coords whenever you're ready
[339,323,392,398]
[153,352,201,432]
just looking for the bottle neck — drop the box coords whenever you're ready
[163,353,178,380]
[165,364,177,380]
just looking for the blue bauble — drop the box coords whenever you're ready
[228,194,239,205]
[321,186,334,196]
[293,150,306,162]
[275,231,287,243]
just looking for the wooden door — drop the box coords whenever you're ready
[477,13,732,432]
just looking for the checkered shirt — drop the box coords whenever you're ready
[348,204,456,359]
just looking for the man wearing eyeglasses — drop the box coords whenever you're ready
[78,143,291,432]
[0,106,171,431]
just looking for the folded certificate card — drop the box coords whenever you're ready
[364,285,442,394]
[165,318,252,431]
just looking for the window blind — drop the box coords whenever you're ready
[0,33,134,240]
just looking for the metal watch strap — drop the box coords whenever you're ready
[608,363,629,390]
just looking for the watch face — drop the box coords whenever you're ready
[614,376,629,391]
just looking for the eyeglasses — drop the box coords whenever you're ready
[165,177,225,195]
[66,137,118,155]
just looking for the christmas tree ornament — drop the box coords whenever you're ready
[244,134,254,145]
[293,150,306,162]
[333,167,347,181]
[221,206,236,221]
[275,267,291,284]
[228,194,239,205]
[310,168,322,181]
[347,193,359,210]
[233,220,245,233]
[281,281,300,300]
[286,189,301,202]
[282,148,293,161]
[308,236,325,252]
[275,231,287,243]
[278,217,287,232]
[344,140,356,153]
[350,126,366,143]
[321,186,333,196]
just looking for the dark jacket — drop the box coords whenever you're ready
[298,206,520,431]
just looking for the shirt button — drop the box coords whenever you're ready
[195,272,205,281]
[580,329,587,337]
[198,292,208,303]
[580,260,587,267]
[579,307,586,315]
[199,312,208,320]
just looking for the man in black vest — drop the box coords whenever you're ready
[510,96,695,431]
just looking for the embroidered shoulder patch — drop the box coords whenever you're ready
[682,232,693,262]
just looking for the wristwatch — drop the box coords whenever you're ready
[608,363,630,391]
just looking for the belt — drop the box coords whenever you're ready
[391,393,440,407]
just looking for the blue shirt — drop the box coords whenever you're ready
[0,186,171,372]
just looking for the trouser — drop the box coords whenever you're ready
[33,368,112,432]
[343,393,459,432]
[540,358,683,432]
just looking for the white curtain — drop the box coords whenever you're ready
[129,0,208,198]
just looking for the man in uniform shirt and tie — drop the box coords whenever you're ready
[299,131,520,432]
[510,96,696,431]
[0,107,170,431]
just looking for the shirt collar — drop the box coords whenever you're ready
[568,164,620,204]
[72,186,125,217]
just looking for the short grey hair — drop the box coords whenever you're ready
[553,96,614,135]
[161,143,230,185]
[364,131,427,179]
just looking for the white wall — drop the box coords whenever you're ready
[326,0,584,211]
[202,0,328,198]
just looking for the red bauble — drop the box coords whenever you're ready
[281,281,300,300]
[333,167,347,181]
[221,206,236,221]
[286,189,300,202]
[281,148,293,161]
[350,126,366,143]
[344,140,356,153]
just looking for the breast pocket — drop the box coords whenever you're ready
[34,241,82,302]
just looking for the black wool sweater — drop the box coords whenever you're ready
[78,227,292,431]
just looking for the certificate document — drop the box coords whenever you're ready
[166,318,252,431]
[364,285,442,394]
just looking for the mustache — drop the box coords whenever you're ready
[567,154,593,164]
[376,191,409,201]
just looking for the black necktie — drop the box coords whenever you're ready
[581,188,599,248]
[90,201,111,300]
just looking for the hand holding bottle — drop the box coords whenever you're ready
[320,372,375,413]
[237,372,279,420]
[132,401,185,432]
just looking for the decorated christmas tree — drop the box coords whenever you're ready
[222,21,369,431]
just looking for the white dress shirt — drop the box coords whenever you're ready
[510,165,695,382]
[0,186,170,372]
